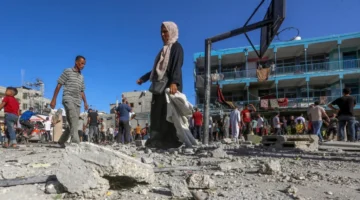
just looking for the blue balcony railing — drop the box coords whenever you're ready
[198,59,360,80]
[196,95,360,114]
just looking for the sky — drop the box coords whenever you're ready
[1,0,359,112]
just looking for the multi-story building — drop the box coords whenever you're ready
[194,32,360,117]
[0,86,51,123]
[110,90,152,129]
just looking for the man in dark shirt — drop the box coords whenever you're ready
[87,109,99,143]
[328,88,357,141]
[116,99,132,144]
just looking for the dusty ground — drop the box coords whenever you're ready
[1,141,360,200]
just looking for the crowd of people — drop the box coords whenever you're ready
[1,21,359,150]
[188,88,359,143]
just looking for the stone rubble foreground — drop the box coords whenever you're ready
[0,139,360,199]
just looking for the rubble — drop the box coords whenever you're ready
[1,139,360,199]
[187,174,215,189]
[259,160,282,175]
[169,180,192,198]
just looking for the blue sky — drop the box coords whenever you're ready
[1,0,359,112]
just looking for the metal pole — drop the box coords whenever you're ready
[306,80,310,106]
[203,39,212,145]
[304,48,308,72]
[337,44,341,70]
[210,19,273,43]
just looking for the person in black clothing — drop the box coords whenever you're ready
[87,109,99,143]
[328,88,357,141]
[136,21,183,149]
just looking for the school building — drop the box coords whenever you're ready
[194,32,360,117]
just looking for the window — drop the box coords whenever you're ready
[130,103,134,108]
[23,104,28,110]
[138,102,142,105]
[23,93,28,99]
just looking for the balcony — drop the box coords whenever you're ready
[196,94,360,114]
[198,59,360,81]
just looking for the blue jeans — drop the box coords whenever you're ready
[5,113,19,144]
[338,119,356,141]
[312,121,323,142]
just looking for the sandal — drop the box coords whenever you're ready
[9,144,19,149]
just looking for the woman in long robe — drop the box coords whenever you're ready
[136,21,183,149]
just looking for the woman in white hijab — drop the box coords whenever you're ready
[136,21,184,149]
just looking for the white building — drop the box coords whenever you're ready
[110,90,152,129]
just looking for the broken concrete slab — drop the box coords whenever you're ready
[187,174,215,189]
[247,134,262,144]
[169,180,192,199]
[65,143,155,184]
[259,160,281,175]
[210,147,231,159]
[56,153,110,199]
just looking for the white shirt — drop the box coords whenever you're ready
[44,121,52,131]
[257,117,264,128]
[129,112,135,126]
[109,127,114,135]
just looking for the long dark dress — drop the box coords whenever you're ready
[139,42,184,149]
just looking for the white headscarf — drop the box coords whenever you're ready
[150,21,179,81]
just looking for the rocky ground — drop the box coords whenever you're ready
[1,140,360,200]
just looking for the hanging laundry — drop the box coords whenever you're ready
[270,99,279,108]
[277,98,289,107]
[260,99,269,108]
[256,68,271,82]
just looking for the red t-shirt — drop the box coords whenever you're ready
[241,109,252,123]
[192,111,203,126]
[2,96,19,116]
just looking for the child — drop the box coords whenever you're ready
[0,87,20,148]
[295,119,305,135]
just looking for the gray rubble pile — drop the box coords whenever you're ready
[1,140,360,199]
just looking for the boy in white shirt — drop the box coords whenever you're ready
[44,117,52,142]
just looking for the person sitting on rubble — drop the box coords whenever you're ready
[19,107,45,138]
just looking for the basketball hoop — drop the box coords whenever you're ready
[274,27,300,42]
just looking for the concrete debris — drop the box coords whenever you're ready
[210,147,231,159]
[218,161,245,172]
[65,143,155,184]
[169,180,192,198]
[141,157,154,164]
[221,138,232,144]
[285,185,298,194]
[259,160,281,175]
[2,138,360,200]
[187,174,215,189]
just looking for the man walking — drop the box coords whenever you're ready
[308,101,330,142]
[50,55,89,147]
[328,88,357,141]
[192,108,203,140]
[87,109,99,143]
[116,98,132,144]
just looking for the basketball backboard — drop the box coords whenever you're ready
[260,0,286,58]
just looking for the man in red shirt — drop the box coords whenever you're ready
[0,87,20,148]
[192,108,203,140]
[241,104,256,139]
